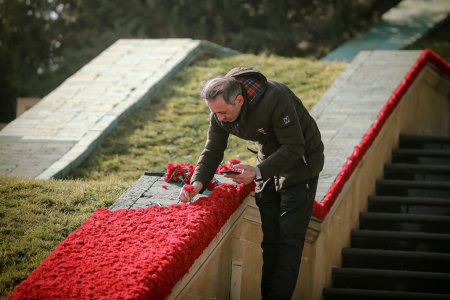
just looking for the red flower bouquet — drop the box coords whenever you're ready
[164,159,241,192]
[216,159,241,175]
[182,184,195,193]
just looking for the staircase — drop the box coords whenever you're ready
[323,133,450,299]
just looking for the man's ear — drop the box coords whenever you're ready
[236,95,245,106]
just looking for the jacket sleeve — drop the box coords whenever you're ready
[257,85,306,179]
[191,113,229,188]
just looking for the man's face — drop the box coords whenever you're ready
[206,94,244,123]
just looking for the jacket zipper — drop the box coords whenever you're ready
[302,155,312,190]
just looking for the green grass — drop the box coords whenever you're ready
[0,54,346,298]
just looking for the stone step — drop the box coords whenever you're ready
[350,229,450,252]
[359,212,450,233]
[376,179,450,198]
[368,195,450,215]
[341,248,450,273]
[331,267,450,294]
[384,163,450,181]
[323,287,450,299]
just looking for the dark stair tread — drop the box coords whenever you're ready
[360,212,450,223]
[342,248,450,260]
[342,247,450,273]
[384,163,450,181]
[399,133,450,145]
[392,149,450,157]
[368,195,450,206]
[352,229,450,240]
[332,267,450,294]
[332,267,450,280]
[385,163,450,173]
[341,248,450,271]
[323,287,450,299]
[351,229,450,252]
[377,179,450,189]
[323,134,450,299]
[325,133,450,298]
[376,179,450,198]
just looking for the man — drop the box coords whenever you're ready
[179,67,324,299]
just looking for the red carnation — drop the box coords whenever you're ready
[183,185,195,193]
[207,179,217,191]
[228,158,240,166]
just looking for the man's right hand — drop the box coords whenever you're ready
[178,181,203,203]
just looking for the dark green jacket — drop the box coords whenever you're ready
[192,68,324,191]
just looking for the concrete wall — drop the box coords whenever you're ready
[168,196,263,300]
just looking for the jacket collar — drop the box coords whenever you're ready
[225,67,268,125]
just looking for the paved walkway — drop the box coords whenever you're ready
[312,50,423,200]
[322,0,450,61]
[0,39,237,178]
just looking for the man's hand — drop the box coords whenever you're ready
[224,164,257,184]
[179,181,203,203]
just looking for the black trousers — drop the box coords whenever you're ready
[255,176,318,300]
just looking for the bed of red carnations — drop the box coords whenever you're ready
[8,49,448,299]
[9,159,254,300]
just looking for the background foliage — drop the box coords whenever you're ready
[0,0,397,122]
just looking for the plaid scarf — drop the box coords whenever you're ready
[238,78,264,102]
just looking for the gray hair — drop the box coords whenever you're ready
[200,76,242,104]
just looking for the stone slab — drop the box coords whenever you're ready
[110,173,232,210]
[0,136,76,178]
[0,39,238,179]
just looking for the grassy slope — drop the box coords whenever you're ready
[0,54,346,298]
